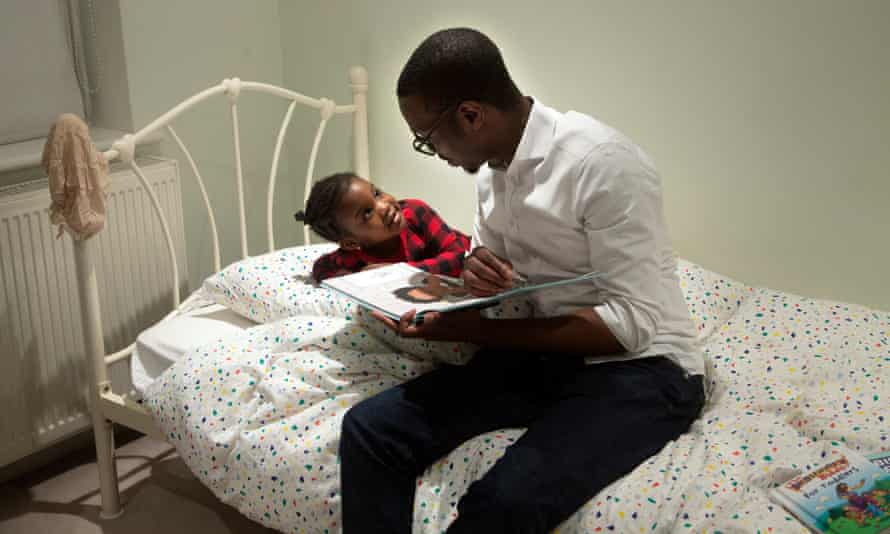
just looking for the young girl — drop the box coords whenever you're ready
[294,172,470,282]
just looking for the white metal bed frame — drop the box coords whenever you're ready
[67,66,370,519]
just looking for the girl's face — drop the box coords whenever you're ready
[335,178,406,250]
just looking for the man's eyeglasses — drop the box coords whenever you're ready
[411,103,457,156]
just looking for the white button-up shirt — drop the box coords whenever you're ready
[473,99,703,375]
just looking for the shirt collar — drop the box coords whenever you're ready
[503,97,556,173]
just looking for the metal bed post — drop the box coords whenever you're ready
[72,237,122,519]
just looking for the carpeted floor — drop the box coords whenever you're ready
[0,434,275,534]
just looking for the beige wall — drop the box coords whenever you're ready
[118,0,288,289]
[5,1,884,308]
[3,1,290,291]
[279,0,890,310]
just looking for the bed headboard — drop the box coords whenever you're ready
[101,66,369,307]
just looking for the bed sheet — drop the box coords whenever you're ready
[131,292,258,396]
[416,288,889,532]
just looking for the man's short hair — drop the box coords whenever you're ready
[397,28,521,112]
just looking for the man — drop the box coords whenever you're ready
[338,27,705,533]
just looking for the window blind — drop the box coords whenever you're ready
[0,0,86,145]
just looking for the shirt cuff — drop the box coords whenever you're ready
[593,298,656,354]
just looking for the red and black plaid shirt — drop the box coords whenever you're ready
[311,199,470,282]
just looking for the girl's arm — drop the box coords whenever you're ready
[312,250,365,282]
[403,199,470,277]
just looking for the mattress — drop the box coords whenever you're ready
[131,298,257,396]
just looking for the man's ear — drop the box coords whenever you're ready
[457,101,484,132]
[339,237,360,251]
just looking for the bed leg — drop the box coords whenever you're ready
[92,408,123,519]
[73,239,123,519]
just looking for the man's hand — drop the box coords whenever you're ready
[371,308,483,342]
[462,247,517,296]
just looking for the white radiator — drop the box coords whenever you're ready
[0,157,186,467]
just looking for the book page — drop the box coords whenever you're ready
[323,264,492,319]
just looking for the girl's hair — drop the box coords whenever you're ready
[294,172,356,242]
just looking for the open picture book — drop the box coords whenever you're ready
[321,263,599,323]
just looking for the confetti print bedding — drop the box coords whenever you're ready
[144,255,889,533]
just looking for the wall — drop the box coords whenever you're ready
[278,2,370,236]
[279,0,890,310]
[85,0,134,133]
[118,0,288,289]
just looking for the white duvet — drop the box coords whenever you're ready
[144,258,889,533]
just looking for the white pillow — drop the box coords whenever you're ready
[202,244,356,323]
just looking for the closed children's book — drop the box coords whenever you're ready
[321,262,598,323]
[769,447,890,533]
